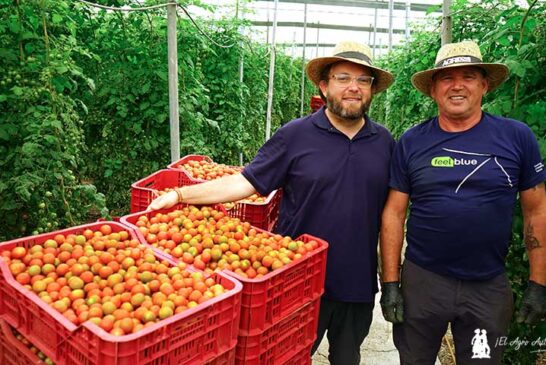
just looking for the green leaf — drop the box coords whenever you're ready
[52,14,63,24]
[11,86,23,96]
[155,70,168,81]
[56,65,69,74]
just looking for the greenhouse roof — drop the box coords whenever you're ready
[193,0,444,58]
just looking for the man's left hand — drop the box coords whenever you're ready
[516,281,546,325]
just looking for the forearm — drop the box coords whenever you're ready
[380,212,406,282]
[525,211,546,285]
[180,173,257,204]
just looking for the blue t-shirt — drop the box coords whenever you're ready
[390,112,546,280]
[243,107,394,302]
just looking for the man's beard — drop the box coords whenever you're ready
[326,95,371,122]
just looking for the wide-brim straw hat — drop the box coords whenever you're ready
[306,41,394,94]
[412,40,509,97]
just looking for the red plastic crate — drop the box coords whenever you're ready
[235,298,319,365]
[165,155,282,231]
[0,319,46,365]
[282,343,313,365]
[205,344,236,365]
[130,169,201,213]
[0,222,242,365]
[225,189,282,232]
[130,169,281,231]
[122,207,328,337]
[225,234,327,336]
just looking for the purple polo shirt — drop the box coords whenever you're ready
[242,107,394,302]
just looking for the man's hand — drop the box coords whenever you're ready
[380,281,404,324]
[516,281,546,325]
[147,190,179,211]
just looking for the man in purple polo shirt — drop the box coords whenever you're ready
[148,41,395,364]
[380,41,546,364]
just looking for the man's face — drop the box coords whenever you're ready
[430,66,489,121]
[319,61,373,122]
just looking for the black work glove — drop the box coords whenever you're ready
[380,281,404,324]
[516,281,546,325]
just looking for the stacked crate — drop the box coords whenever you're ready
[164,155,282,231]
[121,206,328,365]
[0,222,242,365]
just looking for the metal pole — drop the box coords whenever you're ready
[405,0,411,39]
[388,0,394,51]
[167,3,180,163]
[315,22,320,58]
[265,0,278,141]
[368,23,372,44]
[441,0,452,45]
[373,0,378,57]
[239,32,244,166]
[300,3,307,117]
[266,7,270,45]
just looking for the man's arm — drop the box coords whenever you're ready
[520,182,546,285]
[380,189,410,282]
[379,189,409,323]
[516,182,546,325]
[147,173,257,211]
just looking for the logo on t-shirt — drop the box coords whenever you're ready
[535,162,544,173]
[431,156,478,167]
[431,148,514,193]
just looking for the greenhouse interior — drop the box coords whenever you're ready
[0,0,545,364]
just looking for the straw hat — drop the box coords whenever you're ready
[411,40,509,97]
[305,41,394,94]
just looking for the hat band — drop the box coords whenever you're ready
[435,55,482,68]
[334,51,372,65]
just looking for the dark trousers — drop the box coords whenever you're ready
[394,260,513,365]
[311,296,375,365]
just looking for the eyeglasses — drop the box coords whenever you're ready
[330,73,375,88]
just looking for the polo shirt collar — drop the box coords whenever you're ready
[312,106,378,138]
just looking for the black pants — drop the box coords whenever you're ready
[311,296,375,365]
[394,260,513,365]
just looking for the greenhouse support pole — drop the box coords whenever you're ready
[265,0,279,141]
[388,0,394,51]
[442,0,452,45]
[299,3,307,117]
[167,2,180,163]
[406,0,411,39]
[373,1,378,57]
[368,24,372,44]
[239,34,244,166]
[315,22,320,58]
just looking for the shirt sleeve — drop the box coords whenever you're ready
[242,127,289,196]
[518,125,546,191]
[389,136,411,194]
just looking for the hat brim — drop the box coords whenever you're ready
[305,56,394,94]
[411,63,509,97]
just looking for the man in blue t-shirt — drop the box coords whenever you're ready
[379,40,546,364]
[149,41,395,364]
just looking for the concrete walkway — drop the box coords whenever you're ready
[311,295,441,365]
